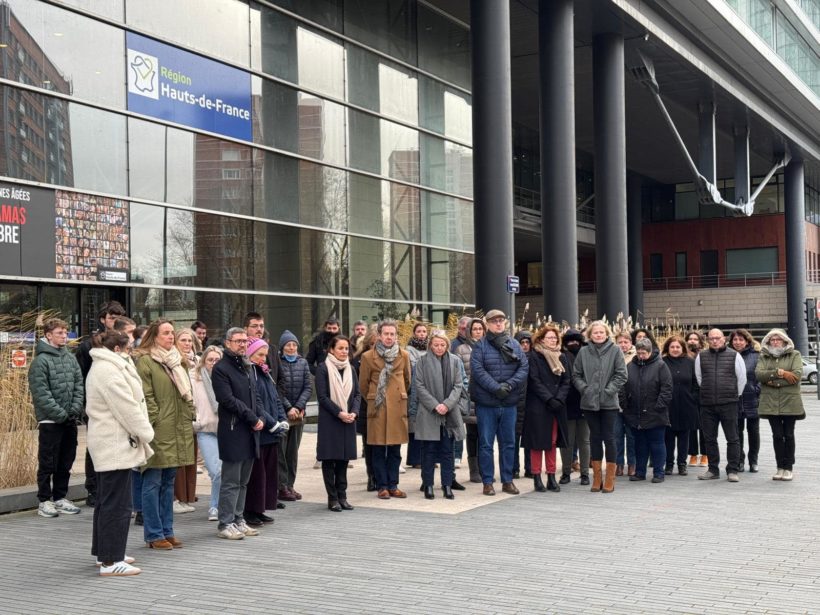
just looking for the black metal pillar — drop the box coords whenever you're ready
[471,0,514,315]
[593,33,628,320]
[627,173,643,321]
[698,101,717,184]
[734,124,750,205]
[785,158,808,355]
[539,0,577,324]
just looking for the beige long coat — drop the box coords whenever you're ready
[358,348,412,446]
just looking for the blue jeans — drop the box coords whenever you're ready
[453,438,464,461]
[615,413,636,466]
[634,426,667,479]
[421,428,455,487]
[372,444,402,490]
[131,468,142,512]
[197,432,222,510]
[141,467,177,542]
[476,405,516,484]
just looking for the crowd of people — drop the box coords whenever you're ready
[26,301,806,577]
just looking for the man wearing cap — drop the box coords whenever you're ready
[470,310,529,495]
[306,317,341,376]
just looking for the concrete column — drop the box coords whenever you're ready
[627,173,644,321]
[593,33,629,320]
[470,0,514,315]
[734,124,750,206]
[785,158,809,355]
[539,0,578,324]
[699,101,717,184]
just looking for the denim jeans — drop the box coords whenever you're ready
[197,432,222,510]
[421,427,455,487]
[614,413,636,466]
[701,403,741,475]
[476,405,516,484]
[371,444,402,490]
[131,468,142,512]
[141,467,177,542]
[634,426,667,478]
[453,438,464,462]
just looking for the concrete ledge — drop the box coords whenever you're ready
[0,477,87,515]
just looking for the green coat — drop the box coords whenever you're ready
[28,340,84,423]
[136,354,195,469]
[755,350,805,418]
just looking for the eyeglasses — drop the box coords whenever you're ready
[487,317,506,324]
[707,337,723,341]
[228,338,249,345]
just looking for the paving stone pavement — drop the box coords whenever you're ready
[3,396,820,614]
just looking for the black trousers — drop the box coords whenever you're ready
[359,421,374,478]
[688,428,706,456]
[466,423,479,457]
[586,409,618,463]
[768,416,797,471]
[37,423,78,502]
[701,403,741,474]
[321,460,349,501]
[85,450,97,498]
[738,416,760,466]
[665,428,689,466]
[91,469,132,563]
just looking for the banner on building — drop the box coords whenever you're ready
[126,32,252,142]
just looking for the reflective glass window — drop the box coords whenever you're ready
[381,120,419,184]
[53,0,124,22]
[128,117,166,202]
[297,27,345,99]
[421,134,472,198]
[1,0,125,106]
[421,191,473,251]
[125,0,251,67]
[344,0,417,65]
[264,0,343,32]
[130,202,165,285]
[68,103,127,195]
[417,4,470,90]
[192,135,254,216]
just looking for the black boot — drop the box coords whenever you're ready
[442,486,454,499]
[546,473,560,492]
[533,474,547,492]
[366,474,376,492]
[134,511,143,526]
[580,474,590,486]
[678,463,688,476]
[424,485,435,500]
[328,500,342,512]
[665,463,674,475]
[558,474,570,485]
[451,479,466,491]
[338,497,354,511]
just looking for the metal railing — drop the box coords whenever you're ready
[545,271,790,295]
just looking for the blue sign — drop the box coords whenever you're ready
[126,32,252,142]
[507,275,520,294]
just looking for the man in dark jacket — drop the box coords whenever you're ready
[212,327,264,540]
[624,339,673,483]
[512,330,532,479]
[306,317,340,375]
[694,328,747,482]
[470,309,529,496]
[76,300,125,506]
[28,318,84,517]
[559,329,589,485]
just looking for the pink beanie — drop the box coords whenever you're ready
[246,337,269,358]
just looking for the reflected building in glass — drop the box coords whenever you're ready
[0,0,474,341]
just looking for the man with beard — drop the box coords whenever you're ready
[559,329,590,485]
[306,318,341,376]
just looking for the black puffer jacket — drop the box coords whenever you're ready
[279,355,312,412]
[623,349,672,430]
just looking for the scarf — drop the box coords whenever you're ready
[374,341,400,409]
[325,353,353,410]
[283,353,298,363]
[436,353,453,396]
[486,331,518,364]
[150,346,193,402]
[200,367,219,414]
[533,342,564,375]
[408,336,428,351]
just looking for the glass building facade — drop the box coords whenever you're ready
[0,0,475,338]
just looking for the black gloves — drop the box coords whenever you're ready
[495,383,512,399]
[547,397,564,410]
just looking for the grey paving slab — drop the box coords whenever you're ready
[3,397,820,613]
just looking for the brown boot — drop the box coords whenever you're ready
[627,464,636,476]
[615,464,624,476]
[603,462,617,493]
[590,461,603,492]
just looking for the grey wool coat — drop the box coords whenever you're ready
[412,352,467,442]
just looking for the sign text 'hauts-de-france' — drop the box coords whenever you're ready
[126,32,252,142]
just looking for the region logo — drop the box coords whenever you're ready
[127,48,159,100]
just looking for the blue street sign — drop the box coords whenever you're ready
[507,275,520,294]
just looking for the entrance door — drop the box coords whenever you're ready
[700,250,718,287]
[80,287,128,335]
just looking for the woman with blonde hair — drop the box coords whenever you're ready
[134,319,195,549]
[173,328,200,514]
[572,320,627,493]
[522,324,570,492]
[192,346,223,521]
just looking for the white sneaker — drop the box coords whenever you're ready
[99,561,141,576]
[97,555,135,566]
[313,460,321,469]
[217,524,244,540]
[236,520,260,536]
[781,470,794,481]
[38,501,58,518]
[454,459,462,469]
[208,507,218,521]
[54,499,80,514]
[173,500,190,514]
[399,465,406,474]
[772,468,785,480]
[183,502,196,513]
